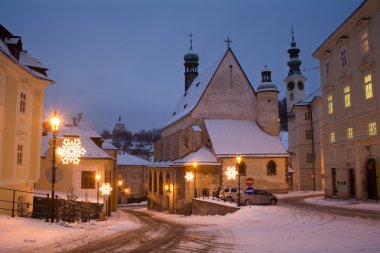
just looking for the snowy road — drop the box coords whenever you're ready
[280,194,380,220]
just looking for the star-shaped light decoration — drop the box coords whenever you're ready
[99,183,112,196]
[58,138,86,164]
[185,171,195,182]
[225,166,238,180]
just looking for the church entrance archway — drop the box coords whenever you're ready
[366,159,378,200]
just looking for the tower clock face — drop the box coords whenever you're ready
[297,81,304,90]
[287,81,295,91]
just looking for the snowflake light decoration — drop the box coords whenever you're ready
[58,138,86,165]
[99,183,112,196]
[225,166,238,180]
[185,171,195,182]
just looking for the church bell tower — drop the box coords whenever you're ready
[284,27,306,113]
[184,33,199,92]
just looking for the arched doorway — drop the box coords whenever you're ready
[367,159,378,200]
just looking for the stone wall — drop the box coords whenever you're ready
[192,199,239,216]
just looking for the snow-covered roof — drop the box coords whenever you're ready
[163,52,225,128]
[117,153,151,166]
[148,160,174,167]
[280,131,289,151]
[102,139,118,150]
[19,51,47,70]
[192,125,202,132]
[294,87,322,107]
[204,119,288,157]
[172,146,220,166]
[41,125,113,160]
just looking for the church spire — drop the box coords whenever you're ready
[184,32,199,92]
[287,26,303,77]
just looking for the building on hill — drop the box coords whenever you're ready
[148,44,288,214]
[0,25,53,215]
[285,29,324,191]
[116,153,151,204]
[36,114,117,215]
[313,0,380,200]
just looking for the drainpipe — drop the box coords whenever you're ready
[307,105,316,195]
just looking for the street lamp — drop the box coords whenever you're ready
[236,155,241,207]
[193,162,197,198]
[49,111,60,223]
[96,173,101,218]
[118,179,123,204]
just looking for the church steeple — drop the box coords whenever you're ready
[287,26,303,77]
[284,26,306,113]
[184,32,199,92]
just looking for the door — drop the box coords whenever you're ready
[367,159,378,200]
[332,168,337,196]
[349,169,356,198]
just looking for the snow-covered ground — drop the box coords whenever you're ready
[0,210,140,253]
[1,192,379,253]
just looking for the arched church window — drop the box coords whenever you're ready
[267,160,277,175]
[290,92,294,101]
[154,171,157,193]
[159,172,163,196]
[166,172,170,186]
[149,171,152,192]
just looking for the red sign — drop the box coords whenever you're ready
[309,174,316,181]
[246,177,254,186]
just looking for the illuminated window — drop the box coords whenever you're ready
[325,61,331,79]
[20,92,26,113]
[364,74,373,99]
[361,31,369,54]
[17,144,23,165]
[344,86,351,108]
[330,132,335,143]
[347,127,353,139]
[368,121,377,136]
[340,48,348,68]
[328,95,334,114]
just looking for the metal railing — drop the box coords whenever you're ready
[0,187,49,221]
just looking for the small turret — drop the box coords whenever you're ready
[257,66,279,136]
[184,33,199,91]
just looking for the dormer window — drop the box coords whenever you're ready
[183,104,187,109]
[172,112,176,116]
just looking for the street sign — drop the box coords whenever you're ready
[309,173,316,181]
[246,186,255,195]
[246,177,254,186]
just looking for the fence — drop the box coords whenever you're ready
[0,187,49,220]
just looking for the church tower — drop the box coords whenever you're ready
[257,66,279,136]
[284,27,306,113]
[184,33,199,91]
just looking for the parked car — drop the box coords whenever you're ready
[242,189,278,205]
[219,187,245,202]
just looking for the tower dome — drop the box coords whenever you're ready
[257,65,278,92]
[184,33,199,91]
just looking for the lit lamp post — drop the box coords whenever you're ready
[193,162,197,198]
[236,156,242,207]
[118,179,123,204]
[96,173,101,218]
[49,112,60,223]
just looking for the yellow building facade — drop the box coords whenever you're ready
[313,0,380,200]
[0,25,53,214]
